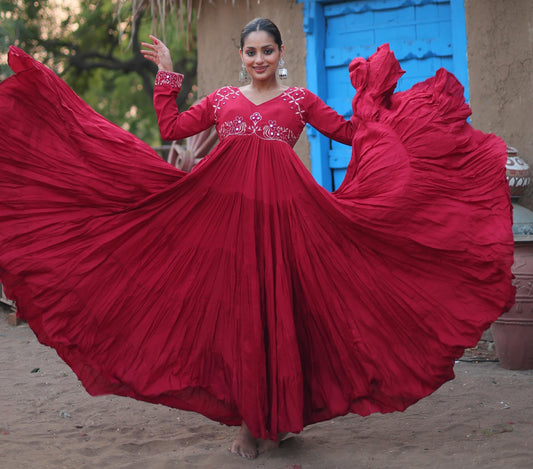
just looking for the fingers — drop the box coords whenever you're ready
[140,35,162,51]
[140,36,161,62]
[140,46,156,57]
[141,36,173,70]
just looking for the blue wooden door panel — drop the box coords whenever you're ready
[325,0,464,189]
[300,0,468,191]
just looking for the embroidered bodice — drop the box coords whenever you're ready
[211,87,306,147]
[153,71,353,149]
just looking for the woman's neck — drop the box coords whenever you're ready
[248,78,282,93]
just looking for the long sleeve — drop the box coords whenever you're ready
[303,90,356,145]
[153,71,216,141]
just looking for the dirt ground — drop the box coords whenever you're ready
[1,311,532,469]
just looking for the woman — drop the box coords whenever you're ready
[0,18,514,461]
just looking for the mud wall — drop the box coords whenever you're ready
[465,0,533,206]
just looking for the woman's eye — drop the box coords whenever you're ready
[246,51,255,56]
[264,49,273,55]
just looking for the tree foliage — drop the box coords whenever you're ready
[0,0,197,146]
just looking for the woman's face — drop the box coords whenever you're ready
[240,30,284,83]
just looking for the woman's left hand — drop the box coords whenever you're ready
[141,35,173,71]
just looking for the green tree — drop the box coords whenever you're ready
[0,0,197,146]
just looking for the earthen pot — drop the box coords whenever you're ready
[492,204,533,370]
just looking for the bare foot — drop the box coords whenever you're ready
[257,432,288,455]
[230,422,258,459]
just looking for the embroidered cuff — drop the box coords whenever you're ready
[155,71,184,89]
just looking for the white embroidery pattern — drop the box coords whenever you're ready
[281,87,306,125]
[213,87,240,120]
[155,71,184,88]
[212,87,304,146]
[218,111,298,146]
[218,115,248,139]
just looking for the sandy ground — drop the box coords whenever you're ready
[1,311,532,469]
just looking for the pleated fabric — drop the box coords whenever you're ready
[0,44,514,440]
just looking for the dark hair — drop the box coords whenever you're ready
[240,18,283,50]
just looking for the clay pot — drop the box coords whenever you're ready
[506,146,530,199]
[492,206,533,369]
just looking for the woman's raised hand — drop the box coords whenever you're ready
[141,35,173,71]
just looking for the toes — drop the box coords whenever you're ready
[230,448,258,459]
[229,443,258,459]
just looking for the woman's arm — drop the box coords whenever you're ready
[141,36,216,141]
[303,89,357,145]
[152,73,215,141]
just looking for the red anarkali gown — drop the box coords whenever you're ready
[0,45,514,440]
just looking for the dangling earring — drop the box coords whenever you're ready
[239,62,249,82]
[278,58,288,80]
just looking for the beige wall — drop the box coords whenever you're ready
[196,0,310,168]
[465,0,533,206]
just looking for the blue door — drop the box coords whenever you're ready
[301,0,468,190]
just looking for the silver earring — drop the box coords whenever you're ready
[278,58,288,80]
[239,62,248,82]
